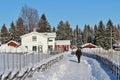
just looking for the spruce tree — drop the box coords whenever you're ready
[1,24,9,43]
[83,24,88,43]
[93,25,98,45]
[74,25,83,47]
[9,21,16,41]
[15,17,27,42]
[96,21,106,48]
[38,14,51,32]
[56,21,72,40]
[65,21,72,40]
[52,27,56,32]
[106,19,115,49]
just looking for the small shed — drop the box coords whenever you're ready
[7,40,20,47]
[82,43,96,48]
[55,40,70,51]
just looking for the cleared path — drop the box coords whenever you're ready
[26,52,116,80]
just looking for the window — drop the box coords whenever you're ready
[48,45,53,51]
[25,46,28,49]
[38,45,43,53]
[32,36,37,41]
[32,46,37,51]
[48,38,53,42]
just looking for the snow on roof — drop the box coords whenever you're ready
[55,40,70,45]
[81,43,97,48]
[20,32,56,39]
[7,40,20,47]
[20,32,48,38]
[0,44,28,53]
[41,32,56,38]
[7,40,20,45]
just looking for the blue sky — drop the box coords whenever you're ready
[0,0,120,30]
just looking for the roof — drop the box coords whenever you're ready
[20,32,48,38]
[7,40,20,47]
[41,32,56,38]
[81,43,97,48]
[20,32,56,38]
[55,40,70,45]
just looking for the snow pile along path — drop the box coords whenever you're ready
[26,52,115,80]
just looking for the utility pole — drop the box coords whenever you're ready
[111,26,112,49]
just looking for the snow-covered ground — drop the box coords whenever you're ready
[26,52,117,80]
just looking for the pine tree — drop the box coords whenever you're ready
[1,24,9,43]
[56,21,72,40]
[83,24,88,43]
[106,19,115,49]
[72,29,77,46]
[74,25,83,47]
[83,25,93,44]
[56,21,65,40]
[65,21,72,40]
[52,27,56,32]
[96,21,106,48]
[9,21,16,41]
[38,14,51,32]
[116,24,120,40]
[93,25,97,45]
[15,17,27,42]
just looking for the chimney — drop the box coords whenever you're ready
[33,27,37,32]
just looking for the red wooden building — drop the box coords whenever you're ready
[7,40,20,47]
[55,40,70,51]
[82,43,97,48]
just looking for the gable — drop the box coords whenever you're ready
[20,32,48,39]
[7,40,20,47]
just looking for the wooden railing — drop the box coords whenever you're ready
[82,48,120,80]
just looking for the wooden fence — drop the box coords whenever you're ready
[82,48,120,80]
[0,51,64,80]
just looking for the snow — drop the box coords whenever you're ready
[26,52,117,80]
[82,48,120,65]
[0,44,29,53]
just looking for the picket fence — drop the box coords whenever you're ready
[0,52,64,80]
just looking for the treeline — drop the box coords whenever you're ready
[0,5,120,50]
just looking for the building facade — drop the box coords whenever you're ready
[55,40,71,51]
[20,32,56,53]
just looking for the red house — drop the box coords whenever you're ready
[82,43,97,48]
[55,40,70,51]
[7,40,20,47]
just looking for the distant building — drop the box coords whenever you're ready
[55,40,71,51]
[20,30,56,53]
[81,43,97,48]
[7,40,20,47]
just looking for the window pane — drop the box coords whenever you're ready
[48,45,53,51]
[32,36,37,41]
[32,46,37,51]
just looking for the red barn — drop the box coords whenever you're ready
[82,43,97,48]
[7,40,20,47]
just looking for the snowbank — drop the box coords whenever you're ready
[0,44,29,53]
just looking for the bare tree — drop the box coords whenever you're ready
[21,5,39,32]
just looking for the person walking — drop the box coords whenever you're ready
[76,47,82,63]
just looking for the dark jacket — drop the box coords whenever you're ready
[76,48,82,57]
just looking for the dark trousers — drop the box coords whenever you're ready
[77,55,81,63]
